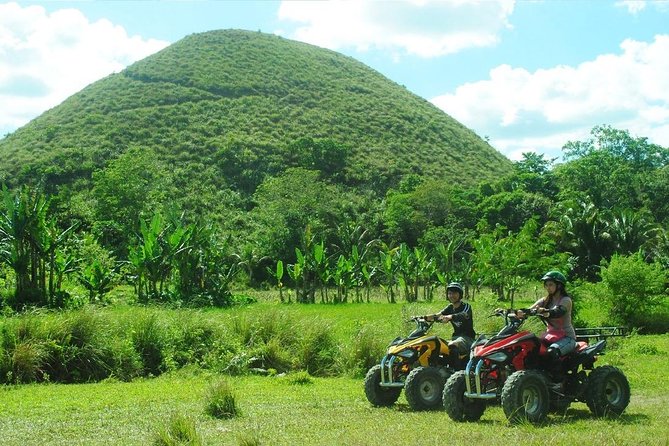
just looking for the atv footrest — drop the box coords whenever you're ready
[464,391,497,400]
[379,382,405,388]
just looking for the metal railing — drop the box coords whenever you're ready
[575,326,629,341]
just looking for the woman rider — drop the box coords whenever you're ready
[517,271,576,360]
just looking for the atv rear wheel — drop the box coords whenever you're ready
[405,366,445,411]
[585,365,630,417]
[501,370,550,424]
[442,370,486,422]
[364,365,401,407]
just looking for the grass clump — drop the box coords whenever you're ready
[237,432,262,446]
[204,379,241,419]
[152,413,202,446]
[286,370,313,385]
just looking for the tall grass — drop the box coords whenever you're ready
[204,379,241,419]
[152,413,202,446]
[0,293,640,385]
[0,305,352,384]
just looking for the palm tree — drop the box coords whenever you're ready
[607,209,660,256]
[546,199,613,279]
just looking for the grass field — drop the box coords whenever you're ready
[1,298,668,445]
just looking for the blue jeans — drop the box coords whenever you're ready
[548,336,576,356]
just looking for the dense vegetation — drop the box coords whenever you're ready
[0,30,667,342]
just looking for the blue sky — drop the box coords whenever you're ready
[1,0,668,161]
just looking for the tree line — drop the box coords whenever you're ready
[0,125,667,317]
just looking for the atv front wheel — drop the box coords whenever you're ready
[442,370,486,422]
[585,365,630,417]
[364,365,401,407]
[501,370,550,424]
[405,366,445,411]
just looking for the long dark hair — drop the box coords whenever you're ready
[543,281,567,307]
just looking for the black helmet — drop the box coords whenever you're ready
[446,282,464,297]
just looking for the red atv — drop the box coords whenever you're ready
[442,309,631,424]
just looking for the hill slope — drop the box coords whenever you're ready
[0,29,511,195]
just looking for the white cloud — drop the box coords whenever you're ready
[0,2,169,135]
[432,35,669,160]
[277,0,515,58]
[615,0,647,14]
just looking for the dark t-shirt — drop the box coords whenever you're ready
[439,302,476,339]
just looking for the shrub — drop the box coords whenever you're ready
[601,253,667,332]
[8,340,47,383]
[42,310,116,382]
[204,379,241,419]
[170,313,219,368]
[248,337,293,373]
[107,336,143,381]
[152,413,202,446]
[131,312,171,376]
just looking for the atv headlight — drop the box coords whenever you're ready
[485,352,508,363]
[396,349,417,360]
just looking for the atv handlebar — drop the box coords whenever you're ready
[410,316,438,327]
[493,308,539,318]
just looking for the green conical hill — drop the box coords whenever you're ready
[0,29,511,194]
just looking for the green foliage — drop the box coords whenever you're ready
[557,125,669,218]
[478,189,552,233]
[131,312,170,376]
[91,146,168,255]
[75,233,117,303]
[600,252,667,332]
[204,379,241,419]
[383,180,477,246]
[296,321,339,376]
[473,219,568,302]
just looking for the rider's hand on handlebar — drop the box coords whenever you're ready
[536,307,550,318]
[438,314,451,323]
[493,308,509,316]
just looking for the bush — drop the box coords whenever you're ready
[43,310,116,382]
[601,253,668,332]
[131,312,171,376]
[7,340,47,383]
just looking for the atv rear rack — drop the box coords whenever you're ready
[575,326,629,341]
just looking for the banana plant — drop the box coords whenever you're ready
[377,244,399,303]
[287,257,302,303]
[275,260,285,303]
[78,258,116,303]
[333,254,353,303]
[312,241,331,303]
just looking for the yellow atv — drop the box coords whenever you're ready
[364,316,467,410]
